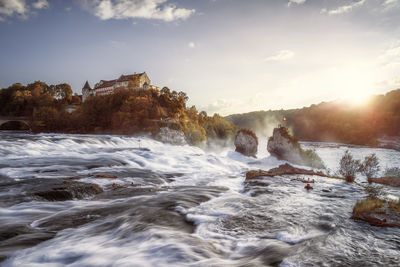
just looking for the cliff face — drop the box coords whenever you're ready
[267,127,324,169]
[155,127,187,146]
[267,127,303,164]
[234,129,258,157]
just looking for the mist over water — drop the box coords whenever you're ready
[0,132,399,266]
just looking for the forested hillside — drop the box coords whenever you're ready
[226,89,400,145]
[0,81,237,146]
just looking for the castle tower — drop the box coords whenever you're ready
[82,81,92,102]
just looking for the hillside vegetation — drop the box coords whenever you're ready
[0,81,237,146]
[226,89,400,145]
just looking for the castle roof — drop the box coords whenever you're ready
[117,72,147,82]
[94,73,148,89]
[83,81,92,90]
[95,80,117,89]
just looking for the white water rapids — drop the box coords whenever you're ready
[0,132,399,266]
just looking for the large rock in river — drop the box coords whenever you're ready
[245,163,329,180]
[33,180,103,201]
[234,129,258,157]
[155,127,187,146]
[267,127,324,169]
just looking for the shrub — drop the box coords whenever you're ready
[359,153,380,179]
[388,200,400,213]
[338,150,361,182]
[353,198,386,215]
[364,184,385,199]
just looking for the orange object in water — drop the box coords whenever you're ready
[305,184,313,190]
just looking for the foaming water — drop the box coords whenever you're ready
[0,132,399,266]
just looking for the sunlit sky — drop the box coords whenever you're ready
[1,0,400,115]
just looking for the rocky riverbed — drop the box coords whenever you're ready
[0,132,399,266]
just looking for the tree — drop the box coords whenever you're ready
[32,106,59,131]
[71,94,82,105]
[338,150,361,182]
[360,154,380,180]
[46,83,72,102]
[26,81,48,98]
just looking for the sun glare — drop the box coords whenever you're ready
[334,69,375,106]
[342,89,371,106]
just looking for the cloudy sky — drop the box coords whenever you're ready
[1,0,400,115]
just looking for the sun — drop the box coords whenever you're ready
[341,89,371,106]
[334,69,375,106]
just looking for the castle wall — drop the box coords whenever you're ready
[82,73,153,101]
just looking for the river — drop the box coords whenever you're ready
[0,132,399,266]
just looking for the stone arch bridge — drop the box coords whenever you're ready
[0,116,31,130]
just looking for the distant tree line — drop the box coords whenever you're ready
[0,81,81,117]
[0,82,237,146]
[226,89,400,145]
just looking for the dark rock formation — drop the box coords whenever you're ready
[93,174,118,179]
[267,127,324,169]
[234,129,258,157]
[368,177,400,187]
[33,180,103,201]
[0,178,104,207]
[245,163,332,180]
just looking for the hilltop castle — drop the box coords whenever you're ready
[82,72,156,101]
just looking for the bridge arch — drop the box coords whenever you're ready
[0,117,31,131]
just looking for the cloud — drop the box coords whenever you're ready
[188,42,195,48]
[378,44,400,66]
[0,0,28,20]
[264,50,295,61]
[83,0,195,22]
[382,0,400,11]
[383,0,398,6]
[206,99,234,115]
[321,0,366,15]
[375,77,400,89]
[0,0,49,21]
[287,0,306,7]
[203,93,265,116]
[382,46,400,58]
[32,0,49,9]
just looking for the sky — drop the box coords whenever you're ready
[1,0,400,115]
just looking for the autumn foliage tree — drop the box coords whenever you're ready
[226,89,400,146]
[0,81,237,145]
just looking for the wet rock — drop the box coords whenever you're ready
[291,177,315,183]
[267,126,324,168]
[33,180,103,201]
[155,127,187,146]
[245,163,332,180]
[234,129,258,157]
[93,174,118,179]
[368,177,400,188]
[0,178,103,207]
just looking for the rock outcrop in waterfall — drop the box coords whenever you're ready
[234,129,258,157]
[267,126,324,169]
